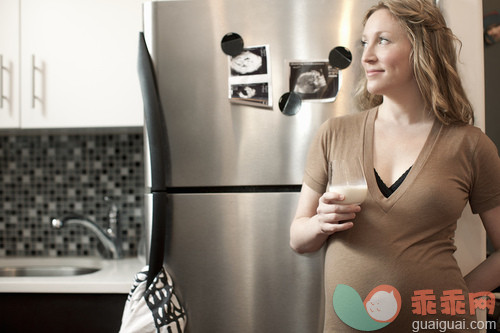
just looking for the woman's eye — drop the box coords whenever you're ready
[360,40,368,48]
[379,37,389,44]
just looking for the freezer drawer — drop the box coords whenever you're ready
[160,192,324,333]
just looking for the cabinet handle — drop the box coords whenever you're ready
[31,55,44,108]
[32,55,36,108]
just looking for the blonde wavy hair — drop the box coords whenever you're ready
[355,0,474,125]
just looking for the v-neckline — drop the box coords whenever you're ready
[363,108,442,212]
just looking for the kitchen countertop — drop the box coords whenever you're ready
[0,256,144,294]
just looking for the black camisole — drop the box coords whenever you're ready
[374,167,412,198]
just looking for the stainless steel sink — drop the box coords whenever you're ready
[0,257,103,278]
[0,266,100,277]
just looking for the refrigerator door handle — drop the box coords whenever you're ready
[138,32,171,287]
[147,192,168,288]
[137,32,170,191]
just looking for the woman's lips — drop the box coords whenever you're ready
[366,69,384,77]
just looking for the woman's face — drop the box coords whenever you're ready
[361,9,415,97]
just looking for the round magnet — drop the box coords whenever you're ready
[221,33,244,57]
[279,92,302,116]
[328,46,352,70]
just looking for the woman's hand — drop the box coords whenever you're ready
[316,191,361,235]
[290,183,361,254]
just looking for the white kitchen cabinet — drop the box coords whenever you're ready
[0,0,20,128]
[1,0,144,129]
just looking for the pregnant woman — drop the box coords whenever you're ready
[290,0,500,331]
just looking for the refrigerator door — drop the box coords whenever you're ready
[160,192,324,333]
[143,0,376,188]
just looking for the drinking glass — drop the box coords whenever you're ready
[327,159,368,205]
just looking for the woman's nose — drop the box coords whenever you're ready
[361,45,376,64]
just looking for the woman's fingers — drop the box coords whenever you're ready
[321,191,345,203]
[316,192,360,235]
[319,221,354,234]
[319,211,357,223]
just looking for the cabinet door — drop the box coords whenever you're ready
[0,0,20,128]
[20,0,144,128]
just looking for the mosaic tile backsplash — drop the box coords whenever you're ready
[0,131,144,257]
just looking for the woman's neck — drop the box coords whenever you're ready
[377,94,433,126]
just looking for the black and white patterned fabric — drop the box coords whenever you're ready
[120,265,187,333]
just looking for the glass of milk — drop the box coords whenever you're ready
[327,159,368,204]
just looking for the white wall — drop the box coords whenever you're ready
[439,0,487,277]
[440,1,487,330]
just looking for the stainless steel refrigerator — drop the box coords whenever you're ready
[138,0,486,332]
[138,1,377,332]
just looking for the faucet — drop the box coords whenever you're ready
[51,197,123,259]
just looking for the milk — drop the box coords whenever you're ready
[328,184,368,204]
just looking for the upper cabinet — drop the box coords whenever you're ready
[0,0,20,127]
[0,0,144,129]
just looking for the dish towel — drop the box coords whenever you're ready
[119,265,187,333]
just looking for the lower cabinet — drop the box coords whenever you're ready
[0,293,127,333]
